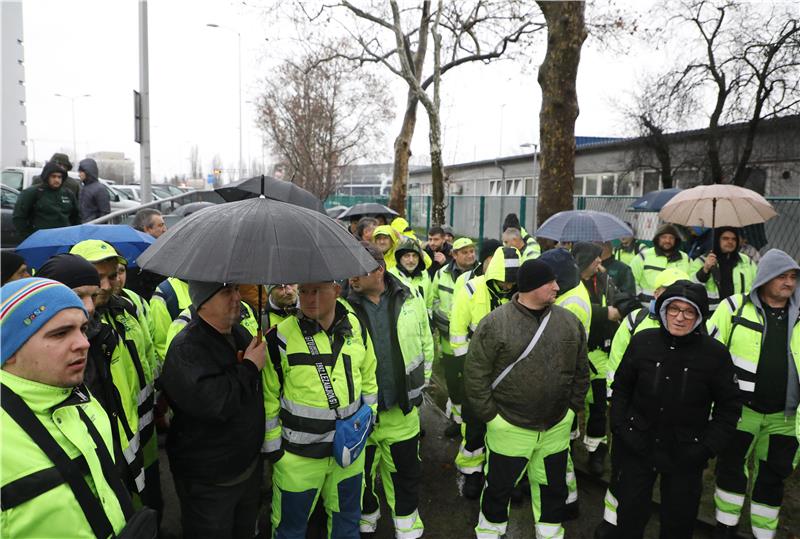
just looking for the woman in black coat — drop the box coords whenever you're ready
[609,281,742,539]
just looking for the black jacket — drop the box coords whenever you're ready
[425,242,452,279]
[610,282,741,471]
[161,316,264,483]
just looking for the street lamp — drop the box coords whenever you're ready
[54,93,91,161]
[520,142,539,196]
[207,23,243,181]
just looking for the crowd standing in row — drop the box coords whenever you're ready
[1,168,799,539]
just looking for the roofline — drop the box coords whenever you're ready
[409,113,800,177]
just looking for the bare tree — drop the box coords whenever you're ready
[255,44,394,200]
[189,144,202,178]
[665,0,800,185]
[301,1,546,222]
[535,1,587,226]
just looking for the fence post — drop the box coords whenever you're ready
[478,196,485,245]
[426,196,431,231]
[449,195,455,226]
[577,196,586,210]
[407,196,412,224]
[519,196,526,231]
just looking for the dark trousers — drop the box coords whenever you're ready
[441,353,464,406]
[174,459,263,539]
[612,445,703,539]
[586,378,608,440]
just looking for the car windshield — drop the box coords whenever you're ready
[112,186,133,201]
[1,170,24,191]
[1,187,19,208]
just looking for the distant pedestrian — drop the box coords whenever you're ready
[77,158,111,222]
[610,281,741,539]
[600,241,636,297]
[613,224,645,266]
[629,224,690,305]
[689,226,756,311]
[12,162,80,239]
[467,259,589,539]
[1,251,30,285]
[424,226,452,278]
[132,208,167,239]
[355,217,379,241]
[126,209,167,300]
[32,152,81,197]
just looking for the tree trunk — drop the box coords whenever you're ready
[535,1,587,226]
[389,92,420,216]
[429,113,445,225]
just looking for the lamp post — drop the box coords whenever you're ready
[520,142,539,196]
[54,93,91,161]
[207,23,243,181]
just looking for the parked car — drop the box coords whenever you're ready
[1,185,22,248]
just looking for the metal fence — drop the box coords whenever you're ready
[346,195,800,261]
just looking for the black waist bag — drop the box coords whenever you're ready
[1,383,157,539]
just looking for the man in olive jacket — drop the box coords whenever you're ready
[466,259,589,539]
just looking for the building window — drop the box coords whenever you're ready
[643,171,660,194]
[617,173,635,195]
[585,175,598,195]
[489,179,503,196]
[505,178,523,196]
[601,174,615,195]
[574,176,584,195]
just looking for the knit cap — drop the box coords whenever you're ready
[1,251,27,285]
[188,280,226,309]
[1,278,87,364]
[517,259,557,293]
[37,254,100,289]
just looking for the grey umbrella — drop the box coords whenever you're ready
[215,174,325,213]
[337,202,399,220]
[136,197,378,284]
[535,210,633,242]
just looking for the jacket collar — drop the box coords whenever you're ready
[0,370,91,413]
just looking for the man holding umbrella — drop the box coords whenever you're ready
[690,227,757,311]
[629,224,691,306]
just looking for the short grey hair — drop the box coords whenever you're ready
[502,227,522,241]
[132,208,162,231]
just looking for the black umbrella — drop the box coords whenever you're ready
[169,201,216,217]
[215,175,325,213]
[337,202,399,220]
[137,197,378,285]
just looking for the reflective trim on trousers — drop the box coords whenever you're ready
[460,446,485,458]
[475,511,507,539]
[359,509,380,533]
[445,400,462,423]
[281,427,334,445]
[405,353,425,375]
[394,509,424,539]
[535,522,564,539]
[458,465,484,474]
[716,509,740,526]
[750,502,780,520]
[408,386,424,401]
[752,527,777,539]
[281,396,361,421]
[715,487,745,507]
[261,437,281,453]
[731,354,758,374]
[603,488,618,525]
[583,435,603,452]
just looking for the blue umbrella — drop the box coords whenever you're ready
[535,210,633,242]
[16,224,154,270]
[628,188,682,212]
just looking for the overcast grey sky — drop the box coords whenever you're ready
[21,0,670,181]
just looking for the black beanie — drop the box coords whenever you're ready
[37,254,100,289]
[571,242,603,273]
[1,251,27,285]
[479,239,503,265]
[518,259,557,293]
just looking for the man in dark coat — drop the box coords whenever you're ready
[78,158,110,222]
[609,281,741,539]
[12,162,80,238]
[160,281,266,539]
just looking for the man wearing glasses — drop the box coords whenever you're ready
[609,281,741,538]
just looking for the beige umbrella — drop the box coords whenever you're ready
[658,184,777,229]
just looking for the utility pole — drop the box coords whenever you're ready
[139,0,152,202]
[54,93,90,162]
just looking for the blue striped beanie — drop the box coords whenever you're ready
[1,278,87,364]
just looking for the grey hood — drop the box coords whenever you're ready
[749,248,800,415]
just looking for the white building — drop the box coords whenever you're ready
[1,1,28,168]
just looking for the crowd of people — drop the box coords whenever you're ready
[1,178,799,539]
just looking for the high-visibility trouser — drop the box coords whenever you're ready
[584,349,609,452]
[271,450,365,539]
[475,409,575,539]
[361,406,423,539]
[456,398,487,475]
[714,406,799,539]
[441,346,464,424]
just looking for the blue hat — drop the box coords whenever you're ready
[1,278,87,364]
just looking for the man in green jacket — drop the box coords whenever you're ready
[1,278,128,538]
[12,162,80,239]
[466,260,589,539]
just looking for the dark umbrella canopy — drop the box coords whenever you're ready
[136,197,378,284]
[535,210,633,242]
[169,201,216,217]
[215,175,324,213]
[337,202,399,220]
[628,188,682,212]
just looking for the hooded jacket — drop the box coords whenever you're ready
[78,158,111,222]
[12,162,80,238]
[652,224,684,260]
[708,249,800,415]
[610,282,741,471]
[690,226,756,307]
[629,224,690,303]
[392,238,433,312]
[373,225,399,270]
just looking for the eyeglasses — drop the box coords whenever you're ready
[666,305,697,320]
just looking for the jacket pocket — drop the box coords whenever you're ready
[617,410,651,456]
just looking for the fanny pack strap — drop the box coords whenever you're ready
[491,311,551,390]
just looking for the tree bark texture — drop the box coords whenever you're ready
[535,1,587,226]
[390,93,420,216]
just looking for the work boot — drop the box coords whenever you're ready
[588,443,608,476]
[463,472,484,500]
[444,419,461,438]
[712,523,739,539]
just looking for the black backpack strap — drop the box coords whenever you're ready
[0,384,114,539]
[265,326,284,387]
